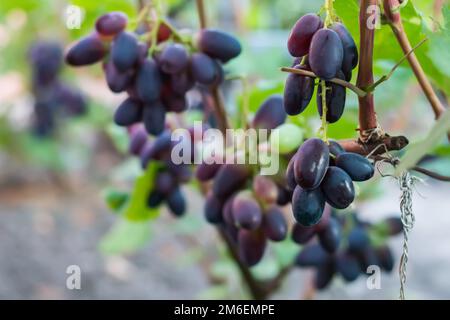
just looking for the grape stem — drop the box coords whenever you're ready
[281,67,367,97]
[320,80,329,142]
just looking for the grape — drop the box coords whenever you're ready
[137,42,149,65]
[147,190,165,208]
[347,226,370,253]
[65,34,107,66]
[29,41,63,84]
[358,247,380,270]
[291,223,316,245]
[95,12,128,37]
[136,58,162,103]
[330,23,358,81]
[292,186,325,227]
[309,29,344,80]
[317,71,346,124]
[114,98,143,126]
[170,71,195,95]
[315,263,335,290]
[129,125,148,155]
[328,140,345,157]
[155,171,176,195]
[262,206,288,242]
[335,152,374,182]
[166,162,192,183]
[336,252,361,282]
[159,43,189,74]
[190,53,219,85]
[286,153,298,191]
[376,246,394,272]
[212,164,251,198]
[318,216,341,253]
[143,101,166,136]
[111,31,139,72]
[141,131,172,166]
[384,217,403,235]
[238,229,267,267]
[166,187,186,217]
[283,65,314,116]
[204,192,224,224]
[276,185,292,206]
[287,14,323,57]
[103,60,134,93]
[294,138,330,190]
[162,92,187,113]
[253,175,278,204]
[252,95,286,130]
[222,194,236,225]
[295,244,329,267]
[232,192,262,230]
[157,21,173,43]
[196,162,222,182]
[321,167,355,209]
[197,29,242,63]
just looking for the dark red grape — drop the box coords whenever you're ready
[166,187,186,217]
[348,226,370,253]
[335,152,374,182]
[253,175,278,204]
[321,167,355,209]
[65,33,107,66]
[330,23,358,81]
[196,162,222,182]
[292,186,325,227]
[111,31,139,72]
[317,71,346,124]
[336,252,361,282]
[212,164,252,198]
[262,206,288,242]
[309,29,343,80]
[287,14,323,57]
[103,60,134,93]
[295,244,330,267]
[318,216,341,253]
[283,65,314,116]
[136,58,162,103]
[238,229,266,267]
[384,217,403,235]
[95,12,128,37]
[232,192,262,230]
[292,223,316,244]
[315,262,335,290]
[114,98,142,126]
[252,95,286,130]
[190,53,219,85]
[204,192,224,224]
[294,138,330,189]
[157,21,173,43]
[129,125,148,155]
[142,101,166,136]
[159,43,189,74]
[197,29,242,63]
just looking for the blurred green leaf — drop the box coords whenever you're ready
[103,188,129,212]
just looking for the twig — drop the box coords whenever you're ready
[339,135,409,155]
[411,166,450,182]
[196,0,207,29]
[280,67,367,97]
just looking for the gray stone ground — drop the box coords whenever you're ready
[0,174,449,300]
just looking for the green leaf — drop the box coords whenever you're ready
[396,110,450,174]
[99,219,151,255]
[103,188,129,212]
[426,6,450,79]
[123,162,161,221]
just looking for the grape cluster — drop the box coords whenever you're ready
[29,41,87,136]
[287,138,375,226]
[65,11,241,136]
[198,96,290,266]
[294,212,403,290]
[128,125,192,217]
[284,14,358,123]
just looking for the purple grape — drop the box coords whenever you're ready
[252,95,286,130]
[295,244,330,267]
[111,31,139,72]
[232,192,262,230]
[190,53,219,85]
[166,187,186,217]
[292,223,316,245]
[196,162,222,182]
[103,60,134,93]
[114,98,142,126]
[287,14,323,57]
[136,58,162,103]
[129,125,148,155]
[292,185,325,227]
[283,65,315,116]
[65,33,107,66]
[95,12,128,37]
[159,43,189,74]
[197,29,242,63]
[336,252,360,282]
[212,164,252,198]
[318,216,341,253]
[321,167,355,209]
[262,206,288,242]
[294,138,329,190]
[335,152,374,182]
[330,22,358,81]
[143,101,166,136]
[309,29,344,80]
[317,71,346,124]
[204,192,224,224]
[238,229,266,267]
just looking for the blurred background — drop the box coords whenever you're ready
[0,0,449,299]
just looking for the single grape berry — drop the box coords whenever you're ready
[335,152,374,182]
[166,187,186,217]
[232,192,263,230]
[253,175,278,204]
[204,192,224,224]
[347,226,370,253]
[155,171,177,195]
[103,60,134,93]
[111,31,139,72]
[292,186,326,227]
[196,162,222,182]
[197,29,242,63]
[295,244,330,267]
[291,223,316,245]
[114,98,142,126]
[238,229,267,267]
[335,252,361,282]
[129,126,148,155]
[315,263,335,290]
[317,71,347,124]
[252,95,286,130]
[95,12,128,37]
[376,246,394,272]
[318,216,341,253]
[136,58,162,103]
[294,138,330,190]
[65,33,107,66]
[286,153,298,191]
[309,29,344,80]
[262,206,288,242]
[190,53,219,85]
[159,43,189,74]
[283,65,315,116]
[212,164,251,198]
[321,167,355,209]
[287,14,323,57]
[330,23,358,81]
[142,101,166,136]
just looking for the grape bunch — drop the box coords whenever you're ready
[65,11,242,136]
[294,212,403,289]
[29,41,87,136]
[284,14,358,123]
[287,138,375,226]
[198,95,290,266]
[128,125,192,217]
